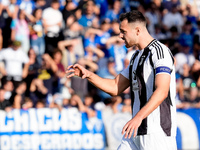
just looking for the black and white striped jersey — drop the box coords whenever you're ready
[121,39,177,137]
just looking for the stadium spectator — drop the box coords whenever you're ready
[83,94,96,118]
[58,38,80,68]
[145,2,161,35]
[26,8,45,63]
[161,0,181,13]
[95,19,111,78]
[176,83,200,109]
[68,93,85,112]
[97,57,117,99]
[184,4,198,26]
[151,24,167,40]
[78,0,99,28]
[177,63,195,101]
[193,21,200,59]
[84,28,105,63]
[0,88,12,111]
[0,40,29,89]
[49,92,63,111]
[180,0,199,19]
[106,36,128,74]
[62,0,78,23]
[10,9,30,53]
[111,96,123,114]
[29,78,48,107]
[22,97,33,110]
[178,20,194,53]
[36,53,58,95]
[167,26,180,56]
[52,48,66,94]
[103,96,122,114]
[24,48,41,97]
[35,99,45,108]
[104,0,121,22]
[127,0,141,11]
[2,80,14,100]
[60,14,84,68]
[190,60,200,87]
[175,42,196,75]
[110,19,120,36]
[162,4,184,33]
[42,0,63,56]
[0,0,19,48]
[121,93,132,114]
[95,19,111,57]
[29,53,58,106]
[34,0,46,10]
[9,81,27,109]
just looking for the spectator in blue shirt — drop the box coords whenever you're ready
[104,0,121,22]
[78,0,99,28]
[95,19,111,58]
[178,20,193,53]
[106,36,128,74]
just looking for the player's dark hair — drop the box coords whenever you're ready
[119,10,146,25]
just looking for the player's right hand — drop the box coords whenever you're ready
[66,64,90,79]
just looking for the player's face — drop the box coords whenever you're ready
[119,19,138,48]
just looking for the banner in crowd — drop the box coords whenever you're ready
[102,109,132,150]
[1,108,200,150]
[0,108,105,150]
[176,108,200,150]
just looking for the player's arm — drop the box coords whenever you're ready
[122,73,171,138]
[136,73,170,118]
[66,64,130,96]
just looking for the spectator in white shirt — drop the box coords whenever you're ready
[42,0,63,56]
[0,40,29,89]
[162,5,184,33]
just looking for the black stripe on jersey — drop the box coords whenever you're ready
[129,51,139,111]
[155,41,164,59]
[152,43,160,59]
[152,43,164,59]
[149,52,156,91]
[136,48,151,135]
[160,90,172,136]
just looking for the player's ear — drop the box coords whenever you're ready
[135,26,140,36]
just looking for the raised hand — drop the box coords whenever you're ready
[66,64,91,79]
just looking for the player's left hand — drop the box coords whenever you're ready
[122,116,143,139]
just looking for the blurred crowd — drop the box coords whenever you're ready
[0,0,200,116]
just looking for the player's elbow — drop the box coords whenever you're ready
[108,88,119,97]
[108,91,118,97]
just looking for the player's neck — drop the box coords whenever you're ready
[138,34,154,50]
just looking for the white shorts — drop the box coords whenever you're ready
[117,132,177,150]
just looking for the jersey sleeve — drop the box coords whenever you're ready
[151,43,174,75]
[120,65,130,79]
